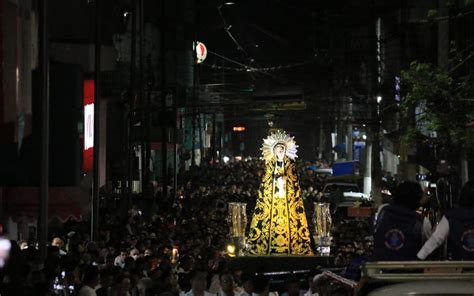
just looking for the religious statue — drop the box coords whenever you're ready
[247,130,313,255]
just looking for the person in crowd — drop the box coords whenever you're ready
[417,180,474,260]
[373,181,432,261]
[96,269,114,296]
[114,249,128,268]
[217,272,236,296]
[111,274,132,296]
[178,256,195,274]
[123,256,136,271]
[184,270,215,296]
[178,256,194,293]
[251,275,269,296]
[52,237,67,256]
[328,184,344,213]
[130,248,140,261]
[281,276,305,296]
[235,272,253,296]
[78,266,100,296]
[303,274,325,296]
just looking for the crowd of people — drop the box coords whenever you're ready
[0,158,357,295]
[1,157,472,295]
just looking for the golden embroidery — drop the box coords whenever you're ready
[247,157,314,255]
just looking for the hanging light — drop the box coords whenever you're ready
[226,244,236,257]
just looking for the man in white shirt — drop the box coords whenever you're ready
[184,270,216,296]
[217,272,245,296]
[281,276,305,296]
[114,250,128,268]
[417,180,474,260]
[78,266,99,296]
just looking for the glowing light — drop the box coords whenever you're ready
[0,238,12,268]
[223,156,230,163]
[171,247,179,264]
[84,104,94,150]
[377,96,382,103]
[362,135,367,140]
[195,41,207,64]
[83,80,95,173]
[226,244,236,256]
[233,126,246,132]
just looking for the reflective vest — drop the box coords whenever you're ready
[373,205,423,261]
[445,208,474,260]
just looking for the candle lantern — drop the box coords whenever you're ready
[227,202,247,256]
[171,246,179,264]
[313,202,332,256]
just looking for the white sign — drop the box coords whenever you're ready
[195,41,207,64]
[84,103,94,150]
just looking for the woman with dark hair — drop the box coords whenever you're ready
[373,181,432,261]
[417,180,474,260]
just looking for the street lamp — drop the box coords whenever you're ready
[218,1,235,10]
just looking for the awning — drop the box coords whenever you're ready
[3,187,83,223]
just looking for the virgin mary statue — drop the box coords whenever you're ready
[247,131,313,255]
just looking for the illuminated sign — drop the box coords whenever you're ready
[195,41,207,64]
[84,104,94,150]
[233,126,246,132]
[83,80,94,172]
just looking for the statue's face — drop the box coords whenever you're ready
[274,144,286,161]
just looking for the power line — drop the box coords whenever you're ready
[217,4,248,55]
[204,53,315,73]
[207,50,278,78]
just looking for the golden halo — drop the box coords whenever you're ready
[261,130,298,162]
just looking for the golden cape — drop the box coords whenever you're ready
[247,157,313,255]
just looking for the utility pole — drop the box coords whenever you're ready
[191,0,198,167]
[336,97,344,160]
[139,0,146,196]
[212,113,217,164]
[318,120,324,159]
[160,0,168,200]
[191,113,196,166]
[38,0,49,262]
[173,108,178,199]
[369,0,382,205]
[91,0,101,241]
[145,58,152,195]
[198,113,204,161]
[127,0,137,210]
[346,97,353,161]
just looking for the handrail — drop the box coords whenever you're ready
[362,261,474,282]
[364,261,474,269]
